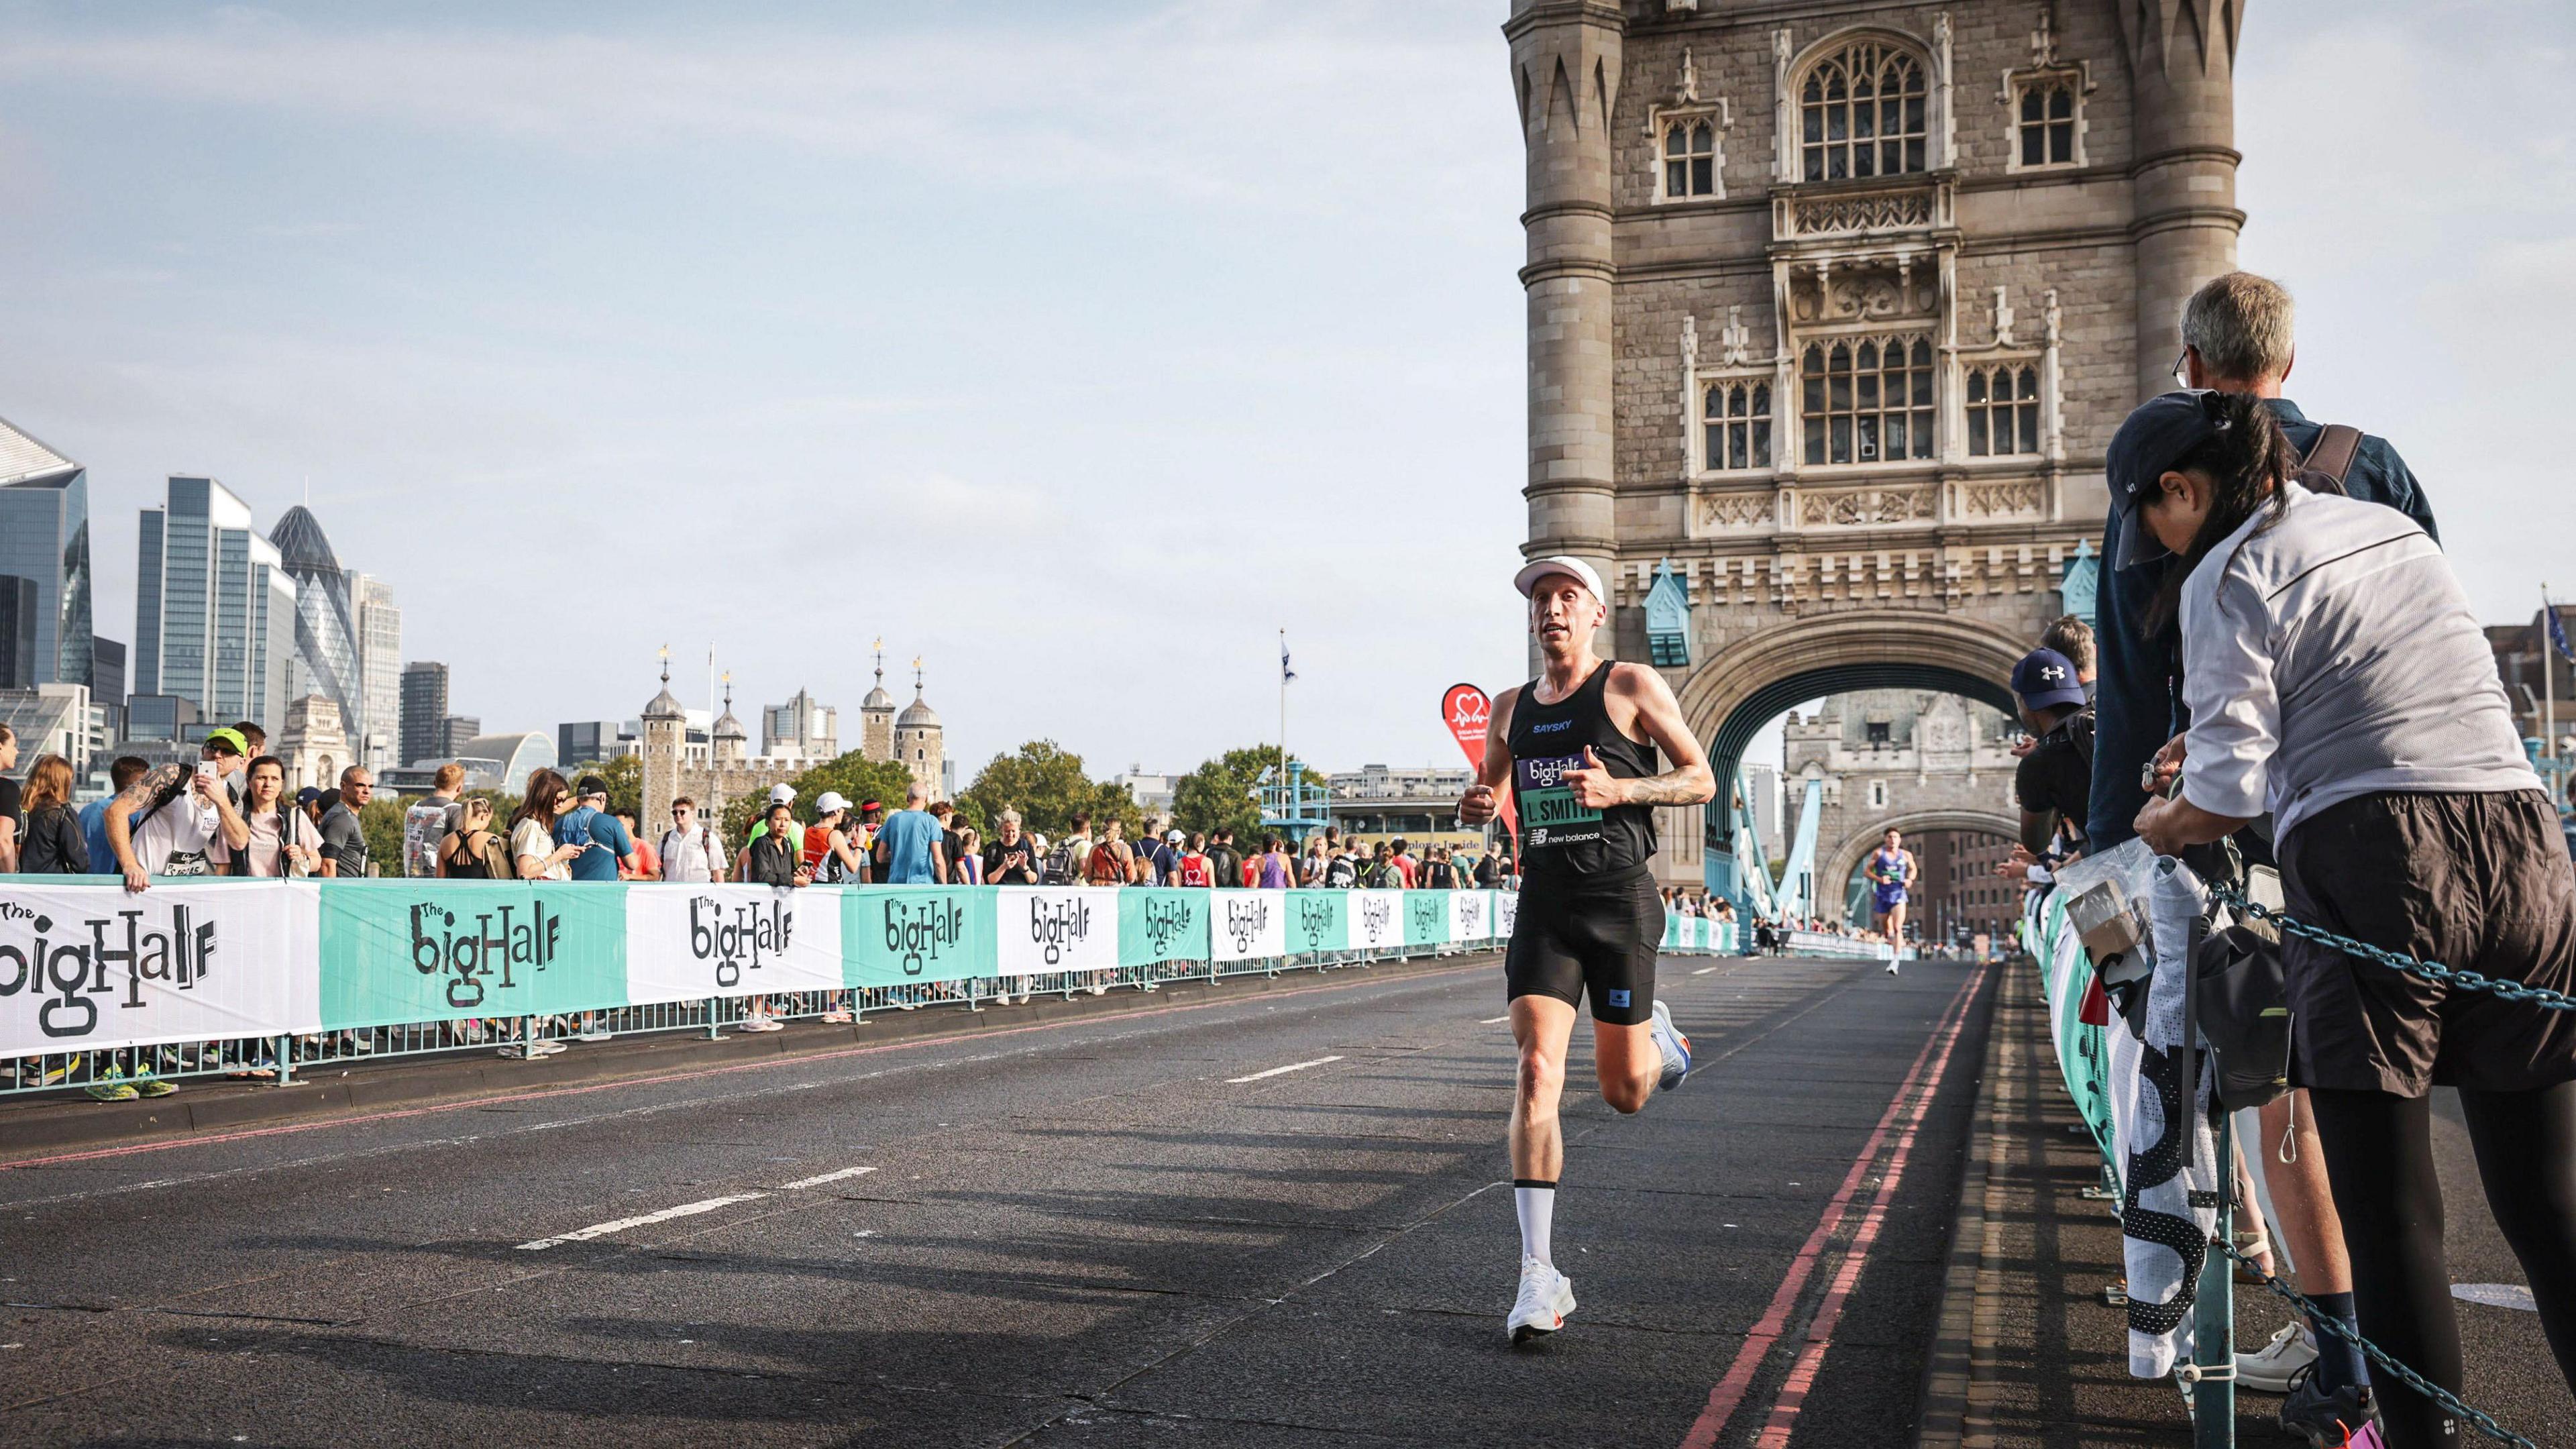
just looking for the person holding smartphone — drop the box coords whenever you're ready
[104,729,254,892]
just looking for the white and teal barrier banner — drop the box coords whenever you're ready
[1659,913,1741,955]
[0,879,1526,1058]
[0,877,1756,1058]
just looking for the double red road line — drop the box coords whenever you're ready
[1679,960,1991,1449]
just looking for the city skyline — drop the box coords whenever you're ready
[1,1,2569,780]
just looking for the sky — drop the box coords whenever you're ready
[0,0,2567,784]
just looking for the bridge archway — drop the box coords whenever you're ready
[1820,808,2019,920]
[1676,610,2026,898]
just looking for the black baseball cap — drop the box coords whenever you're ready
[576,773,610,798]
[2107,389,2235,570]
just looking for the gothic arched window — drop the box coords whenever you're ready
[1966,364,2041,456]
[1800,42,1928,182]
[1801,335,1935,465]
[1703,380,1772,470]
[1664,117,1717,198]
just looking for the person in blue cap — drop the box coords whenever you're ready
[2009,645,2092,866]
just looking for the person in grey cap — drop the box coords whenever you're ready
[2121,388,2576,1449]
[1459,554,1713,1347]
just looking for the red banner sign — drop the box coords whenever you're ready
[1442,682,1515,842]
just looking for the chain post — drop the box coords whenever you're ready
[2188,1110,2234,1448]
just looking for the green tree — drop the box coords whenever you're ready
[959,741,1139,841]
[561,753,643,820]
[1171,745,1316,841]
[720,751,922,845]
[358,796,408,876]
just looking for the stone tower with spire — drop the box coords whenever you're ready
[892,657,944,796]
[859,638,897,763]
[710,672,748,763]
[639,648,688,839]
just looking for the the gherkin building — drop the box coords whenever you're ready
[268,504,361,744]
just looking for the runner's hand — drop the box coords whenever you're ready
[1562,747,1625,809]
[1458,784,1497,825]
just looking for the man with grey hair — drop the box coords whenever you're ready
[2092,270,2438,856]
[2089,270,2438,1435]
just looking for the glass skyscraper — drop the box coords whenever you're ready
[0,415,94,690]
[350,572,401,773]
[268,504,361,745]
[134,476,296,728]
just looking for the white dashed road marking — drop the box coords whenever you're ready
[516,1193,767,1251]
[778,1165,877,1190]
[1226,1055,1344,1084]
[1481,1016,1510,1024]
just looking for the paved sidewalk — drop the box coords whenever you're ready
[1924,955,2573,1448]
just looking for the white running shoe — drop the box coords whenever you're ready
[1648,1000,1691,1091]
[1884,959,1900,975]
[2236,1320,2318,1394]
[1507,1257,1576,1345]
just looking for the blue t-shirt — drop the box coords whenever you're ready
[556,805,633,882]
[78,798,115,876]
[875,809,941,884]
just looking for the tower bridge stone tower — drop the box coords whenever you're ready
[1507,0,2242,894]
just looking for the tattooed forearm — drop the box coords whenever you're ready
[1621,767,1715,807]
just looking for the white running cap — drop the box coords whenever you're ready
[767,783,797,806]
[1513,554,1605,601]
[814,791,850,814]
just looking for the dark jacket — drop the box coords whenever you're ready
[2088,397,2436,851]
[19,803,89,873]
[743,832,802,886]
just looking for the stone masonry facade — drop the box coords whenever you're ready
[1508,0,2243,890]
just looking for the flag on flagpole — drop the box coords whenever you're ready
[1281,637,1296,684]
[2548,596,2573,663]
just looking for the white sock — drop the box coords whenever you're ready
[1515,1181,1556,1267]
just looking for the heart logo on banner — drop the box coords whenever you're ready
[1441,682,1516,843]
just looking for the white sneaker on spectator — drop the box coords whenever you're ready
[576,1028,611,1043]
[2236,1320,2318,1393]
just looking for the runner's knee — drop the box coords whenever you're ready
[1600,1073,1650,1115]
[1517,1044,1564,1102]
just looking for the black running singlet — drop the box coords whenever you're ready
[1506,661,1658,884]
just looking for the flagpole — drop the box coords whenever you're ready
[2547,586,2558,762]
[1279,629,1289,807]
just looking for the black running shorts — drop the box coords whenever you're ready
[1505,864,1662,1026]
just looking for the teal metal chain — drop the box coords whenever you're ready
[2192,878,2553,1444]
[2208,883,2576,1014]
[2212,1237,2534,1448]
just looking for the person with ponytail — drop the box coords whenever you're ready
[2121,388,2576,1448]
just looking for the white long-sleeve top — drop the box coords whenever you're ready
[2178,483,2537,842]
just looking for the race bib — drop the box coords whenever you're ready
[1516,755,1602,848]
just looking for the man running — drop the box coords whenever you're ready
[1865,828,1916,973]
[1460,555,1713,1345]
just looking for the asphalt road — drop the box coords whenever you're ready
[0,951,1994,1448]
